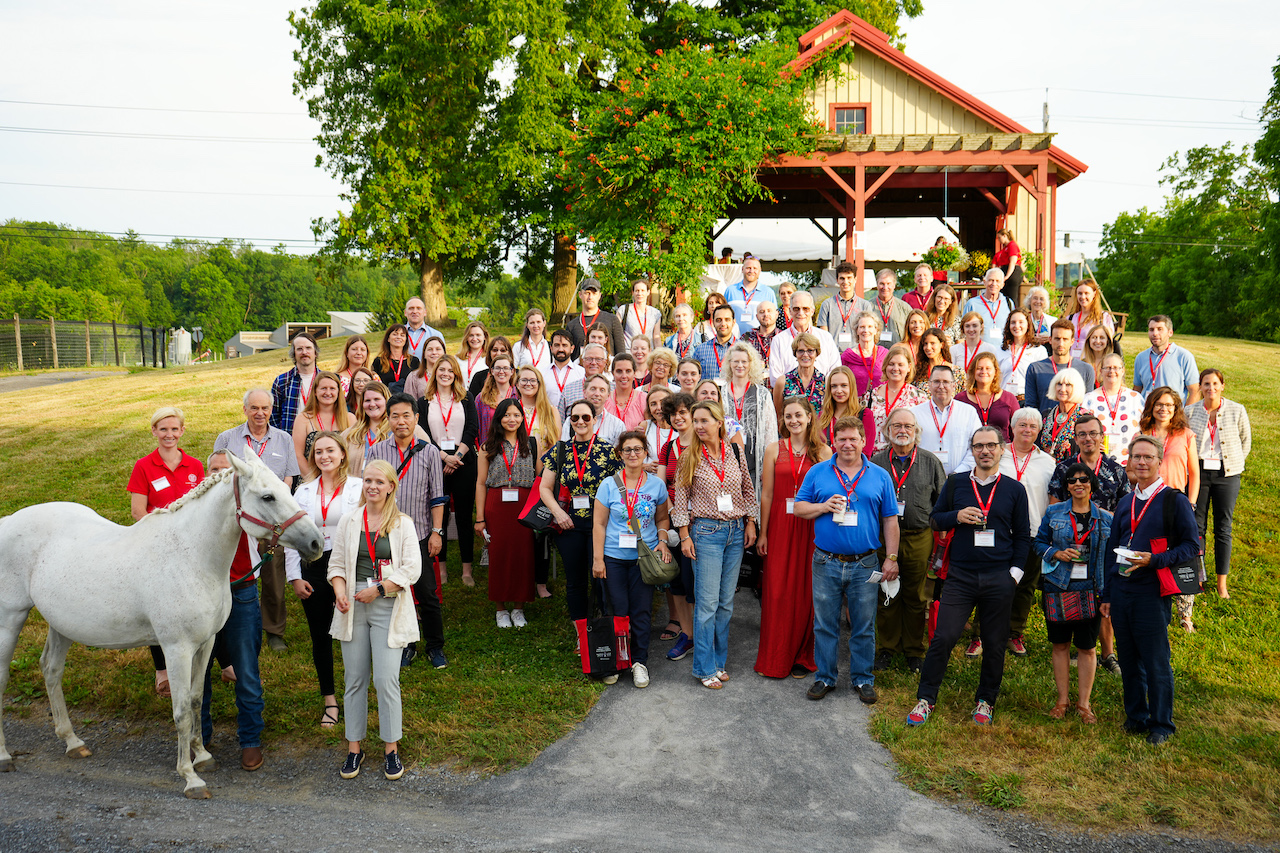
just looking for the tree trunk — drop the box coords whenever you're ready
[418,254,448,324]
[551,231,578,317]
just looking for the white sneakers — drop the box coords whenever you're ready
[632,663,650,688]
[496,610,527,628]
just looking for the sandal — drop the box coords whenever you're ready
[1048,701,1070,720]
[660,620,681,642]
[1181,617,1196,634]
[461,574,476,588]
[1076,704,1097,724]
[699,675,723,690]
[320,704,341,730]
[715,669,731,683]
[221,665,237,683]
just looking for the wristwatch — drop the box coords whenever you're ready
[431,527,444,536]
[376,582,386,597]
[885,554,899,562]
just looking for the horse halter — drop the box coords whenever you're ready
[233,473,308,554]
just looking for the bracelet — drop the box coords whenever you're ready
[680,536,691,543]
[475,519,485,523]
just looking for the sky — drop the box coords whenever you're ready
[1,1,1276,265]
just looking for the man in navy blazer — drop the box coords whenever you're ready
[1024,319,1095,412]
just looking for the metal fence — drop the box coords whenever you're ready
[0,315,168,371]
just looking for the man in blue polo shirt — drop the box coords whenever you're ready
[1132,315,1200,404]
[722,256,776,334]
[794,416,900,704]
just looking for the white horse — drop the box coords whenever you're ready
[0,450,322,798]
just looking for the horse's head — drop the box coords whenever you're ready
[225,451,324,561]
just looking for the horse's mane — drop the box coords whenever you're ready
[151,466,234,516]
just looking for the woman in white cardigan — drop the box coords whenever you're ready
[718,342,778,499]
[328,458,422,781]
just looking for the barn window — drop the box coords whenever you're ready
[832,105,867,134]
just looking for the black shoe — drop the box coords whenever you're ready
[789,664,811,679]
[806,681,834,701]
[384,750,405,780]
[855,683,878,705]
[1123,721,1150,736]
[427,647,448,669]
[906,657,924,674]
[340,750,364,779]
[400,643,417,668]
[872,651,892,672]
[1146,731,1172,746]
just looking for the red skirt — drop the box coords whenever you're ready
[485,487,536,603]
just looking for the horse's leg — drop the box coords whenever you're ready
[189,636,217,774]
[166,637,214,798]
[39,628,90,759]
[0,605,32,771]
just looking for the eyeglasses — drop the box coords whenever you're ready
[569,414,593,423]
[1066,476,1091,485]
[492,365,512,373]
[795,348,817,355]
[1075,430,1101,439]
[517,378,539,386]
[971,442,1001,451]
[619,447,646,455]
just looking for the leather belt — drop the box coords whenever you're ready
[815,547,875,563]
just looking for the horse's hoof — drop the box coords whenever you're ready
[183,785,212,800]
[0,758,13,772]
[66,745,93,760]
[193,756,218,773]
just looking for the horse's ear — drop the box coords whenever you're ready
[226,451,253,477]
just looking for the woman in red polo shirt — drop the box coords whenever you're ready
[127,406,206,697]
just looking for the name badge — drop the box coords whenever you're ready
[897,500,906,517]
[973,529,995,548]
[1071,563,1088,580]
[373,558,393,582]
[440,440,457,452]
[936,448,949,463]
[838,332,852,344]
[840,509,859,527]
[785,498,795,515]
[619,533,638,548]
[323,533,333,550]
[150,476,171,492]
[502,488,519,502]
[1203,458,1222,470]
[740,312,754,323]
[880,331,892,342]
[717,493,733,512]
[572,495,591,510]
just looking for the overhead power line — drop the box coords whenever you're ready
[0,179,336,199]
[0,224,319,246]
[0,125,313,144]
[0,97,307,117]
[974,86,1264,105]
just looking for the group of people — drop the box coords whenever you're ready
[127,272,1251,776]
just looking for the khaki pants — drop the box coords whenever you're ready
[876,527,932,658]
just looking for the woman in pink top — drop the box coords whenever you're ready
[839,311,887,434]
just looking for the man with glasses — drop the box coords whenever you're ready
[815,260,872,352]
[1132,315,1200,404]
[557,343,611,421]
[1101,435,1199,745]
[768,290,840,384]
[692,304,740,380]
[1024,319,1095,414]
[909,426,1030,727]
[871,408,946,674]
[560,375,625,445]
[961,269,1014,348]
[1083,353,1145,465]
[909,364,980,475]
[794,416,900,704]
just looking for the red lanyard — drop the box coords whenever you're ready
[795,370,818,400]
[407,328,426,353]
[785,438,810,496]
[1010,447,1031,481]
[834,461,868,500]
[390,356,406,383]
[524,406,537,435]
[1050,405,1079,443]
[362,508,381,566]
[970,475,1001,518]
[395,442,414,479]
[1128,484,1165,543]
[855,344,876,376]
[712,341,727,373]
[298,376,312,409]
[551,365,570,394]
[437,394,455,435]
[1101,389,1121,425]
[613,388,632,421]
[963,341,980,372]
[319,410,335,432]
[885,382,909,421]
[572,433,597,484]
[702,442,728,485]
[1009,343,1029,375]
[580,311,599,336]
[890,446,917,493]
[501,441,518,485]
[729,382,747,421]
[657,427,673,454]
[1208,420,1218,454]
[980,294,1002,325]
[675,333,691,357]
[319,481,338,525]
[877,300,893,329]
[466,351,482,381]
[246,434,268,457]
[836,297,855,332]
[742,287,756,308]
[971,392,993,425]
[1147,346,1172,382]
[633,305,649,337]
[1069,511,1096,546]
[930,403,954,447]
[621,469,644,519]
[366,430,378,448]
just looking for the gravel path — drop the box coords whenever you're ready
[0,592,1271,852]
[0,370,122,394]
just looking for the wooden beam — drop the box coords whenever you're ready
[821,165,858,200]
[712,218,735,240]
[853,165,865,294]
[818,188,846,217]
[977,188,1006,213]
[775,151,1056,168]
[809,218,834,240]
[1001,164,1038,198]
[865,165,899,200]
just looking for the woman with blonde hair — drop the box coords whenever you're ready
[1080,324,1116,389]
[476,353,517,442]
[336,336,371,396]
[644,347,679,393]
[672,400,759,690]
[421,354,481,587]
[817,365,860,447]
[839,312,886,436]
[1067,280,1116,360]
[456,321,490,389]
[867,344,926,453]
[515,366,561,451]
[293,371,352,479]
[903,308,929,354]
[719,341,777,498]
[329,458,421,781]
[924,284,961,345]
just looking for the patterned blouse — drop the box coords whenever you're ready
[867,382,928,452]
[670,442,759,526]
[1082,387,1145,465]
[484,438,538,489]
[541,437,621,520]
[1049,453,1131,513]
[782,368,825,412]
[1037,404,1092,462]
[742,328,775,368]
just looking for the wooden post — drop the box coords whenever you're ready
[111,319,121,367]
[160,328,166,368]
[49,317,59,369]
[138,323,145,366]
[13,314,22,371]
[84,319,91,366]
[853,165,866,297]
[151,328,159,368]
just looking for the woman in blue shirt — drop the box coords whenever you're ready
[592,430,674,689]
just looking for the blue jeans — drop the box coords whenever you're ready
[1111,584,1175,736]
[603,556,653,665]
[812,549,880,688]
[690,517,745,679]
[201,584,264,748]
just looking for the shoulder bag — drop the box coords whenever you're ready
[612,473,678,585]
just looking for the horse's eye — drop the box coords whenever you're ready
[262,494,275,502]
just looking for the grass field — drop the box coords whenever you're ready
[0,332,1276,838]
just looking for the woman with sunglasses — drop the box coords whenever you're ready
[1032,462,1112,723]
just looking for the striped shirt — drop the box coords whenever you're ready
[366,438,446,540]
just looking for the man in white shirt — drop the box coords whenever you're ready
[961,268,1013,348]
[722,257,776,334]
[560,374,625,444]
[814,260,871,351]
[768,290,840,385]
[540,329,583,413]
[404,297,444,361]
[909,364,979,475]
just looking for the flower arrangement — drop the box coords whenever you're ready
[968,250,991,278]
[922,241,970,272]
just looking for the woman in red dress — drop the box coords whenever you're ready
[474,399,543,628]
[754,397,832,678]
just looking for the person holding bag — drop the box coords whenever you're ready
[1033,462,1113,724]
[592,431,673,688]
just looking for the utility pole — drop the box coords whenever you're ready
[1043,88,1050,133]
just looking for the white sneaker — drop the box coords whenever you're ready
[511,609,527,628]
[631,663,650,688]
[496,610,513,629]
[602,673,619,684]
